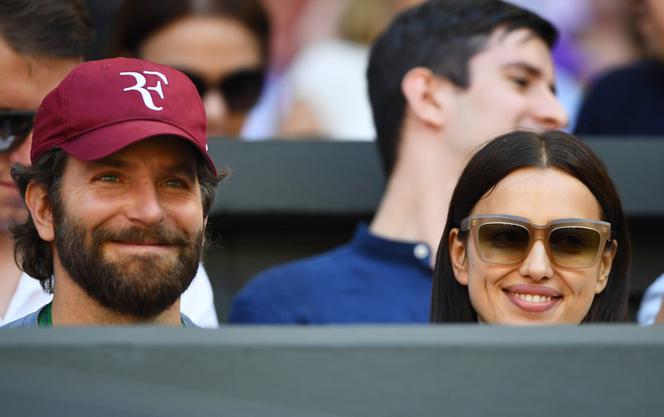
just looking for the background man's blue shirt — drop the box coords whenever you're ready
[229,224,433,324]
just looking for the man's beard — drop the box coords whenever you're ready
[54,212,203,320]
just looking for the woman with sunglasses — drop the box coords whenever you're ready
[430,130,630,324]
[109,0,269,138]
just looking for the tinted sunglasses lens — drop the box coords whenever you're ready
[549,227,601,267]
[180,70,207,96]
[221,70,264,112]
[477,223,530,264]
[0,113,33,151]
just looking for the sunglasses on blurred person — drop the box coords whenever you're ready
[177,67,265,113]
[0,110,35,152]
[460,215,612,269]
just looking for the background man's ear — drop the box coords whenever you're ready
[448,228,469,286]
[25,182,55,242]
[401,67,456,129]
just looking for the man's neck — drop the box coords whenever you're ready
[51,269,182,326]
[0,232,24,318]
[369,132,466,260]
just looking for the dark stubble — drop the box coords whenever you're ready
[54,211,203,320]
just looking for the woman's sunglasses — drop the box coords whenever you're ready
[0,110,35,152]
[178,68,265,113]
[459,215,612,269]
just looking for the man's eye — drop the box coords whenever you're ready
[510,76,530,89]
[164,178,187,188]
[96,174,120,183]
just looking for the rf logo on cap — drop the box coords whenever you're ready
[120,70,169,111]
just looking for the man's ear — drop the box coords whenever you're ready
[596,240,617,294]
[401,67,455,129]
[448,228,469,286]
[25,181,55,242]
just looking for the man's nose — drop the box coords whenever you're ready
[203,90,229,136]
[518,240,554,281]
[531,89,568,130]
[124,181,165,226]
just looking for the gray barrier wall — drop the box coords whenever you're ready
[202,139,664,321]
[1,326,663,417]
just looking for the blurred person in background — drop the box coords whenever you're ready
[0,0,218,327]
[572,0,664,325]
[229,0,566,324]
[509,0,642,129]
[574,0,662,135]
[280,0,423,140]
[109,0,270,138]
[0,0,90,324]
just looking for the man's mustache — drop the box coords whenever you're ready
[92,226,190,247]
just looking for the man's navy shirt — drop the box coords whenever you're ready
[229,224,433,324]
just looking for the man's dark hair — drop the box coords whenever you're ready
[366,0,558,176]
[10,146,223,292]
[430,130,631,323]
[0,0,93,58]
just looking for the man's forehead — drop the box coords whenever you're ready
[473,27,555,78]
[77,136,199,171]
[486,26,545,47]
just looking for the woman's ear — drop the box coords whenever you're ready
[401,67,455,129]
[596,239,617,294]
[25,181,55,242]
[448,228,469,286]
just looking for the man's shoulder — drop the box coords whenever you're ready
[228,243,360,323]
[590,60,664,94]
[257,243,358,281]
[2,309,40,328]
[180,313,198,328]
[239,243,359,299]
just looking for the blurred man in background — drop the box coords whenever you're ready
[230,0,566,324]
[0,0,91,324]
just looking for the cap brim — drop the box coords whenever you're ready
[60,120,217,175]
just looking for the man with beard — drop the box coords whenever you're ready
[3,57,221,326]
[0,0,219,327]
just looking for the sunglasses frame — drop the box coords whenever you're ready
[459,214,612,269]
[0,109,36,152]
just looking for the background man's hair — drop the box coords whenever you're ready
[366,0,557,176]
[10,147,224,292]
[0,0,93,58]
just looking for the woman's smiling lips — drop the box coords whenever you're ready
[503,284,562,313]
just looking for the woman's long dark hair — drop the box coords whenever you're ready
[430,130,631,323]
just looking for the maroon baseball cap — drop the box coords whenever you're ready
[31,57,217,175]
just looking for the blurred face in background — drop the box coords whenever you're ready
[638,0,664,58]
[140,15,265,137]
[0,36,45,231]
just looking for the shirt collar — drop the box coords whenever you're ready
[350,223,432,269]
